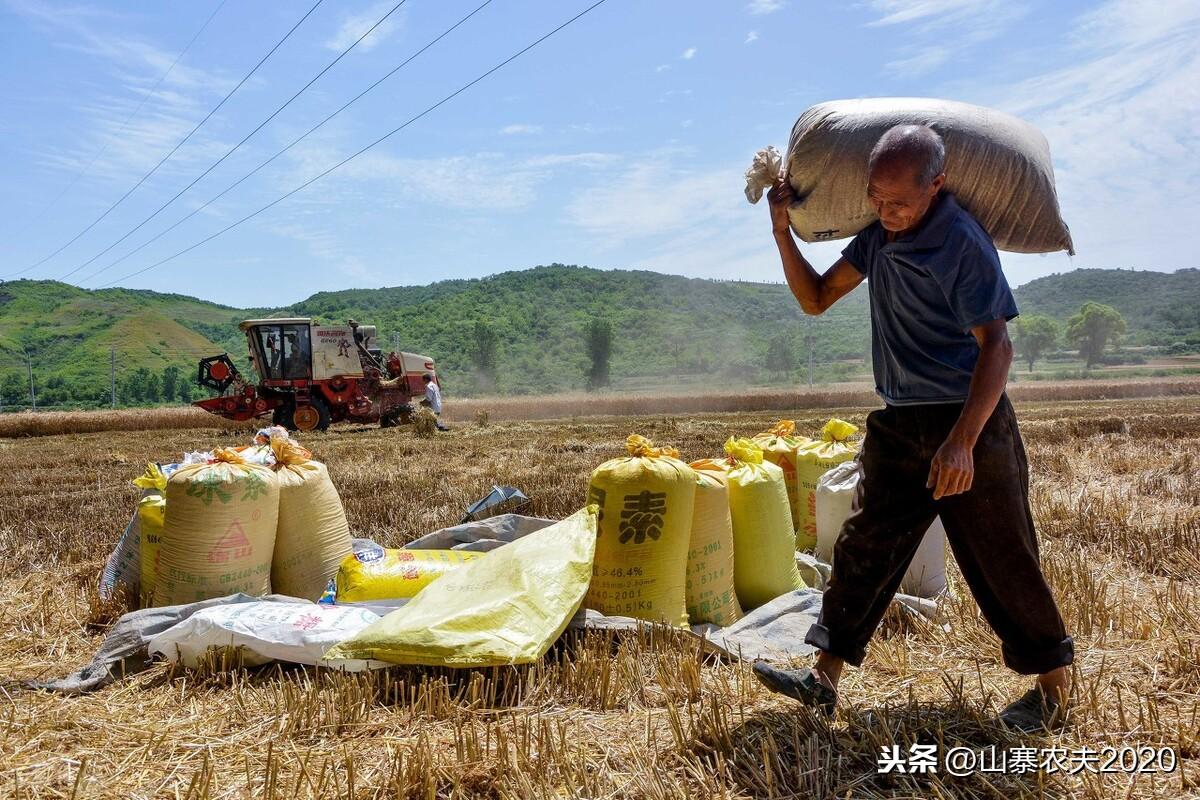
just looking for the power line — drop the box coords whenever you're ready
[103,0,613,288]
[3,0,324,280]
[77,0,496,287]
[10,0,229,240]
[61,0,409,283]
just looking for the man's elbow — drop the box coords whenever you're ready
[799,299,826,316]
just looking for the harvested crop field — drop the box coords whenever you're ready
[0,394,1198,798]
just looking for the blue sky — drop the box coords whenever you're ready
[0,0,1196,308]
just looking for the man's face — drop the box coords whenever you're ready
[867,161,944,234]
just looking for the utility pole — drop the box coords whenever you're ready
[23,346,35,410]
[806,316,814,388]
[111,347,117,408]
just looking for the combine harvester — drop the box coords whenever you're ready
[194,318,439,432]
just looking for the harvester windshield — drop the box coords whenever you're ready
[250,323,311,382]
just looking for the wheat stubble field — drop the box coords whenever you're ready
[0,392,1197,798]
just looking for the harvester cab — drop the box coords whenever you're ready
[194,318,439,432]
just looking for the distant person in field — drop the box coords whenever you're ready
[421,373,449,431]
[753,124,1074,732]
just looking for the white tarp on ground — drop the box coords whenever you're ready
[43,515,945,693]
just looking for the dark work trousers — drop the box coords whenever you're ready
[805,394,1074,675]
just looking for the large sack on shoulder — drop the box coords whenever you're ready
[794,419,859,551]
[723,438,804,610]
[750,97,1073,254]
[334,548,483,603]
[155,449,279,606]
[686,460,743,627]
[586,435,695,627]
[752,420,811,537]
[270,439,352,601]
[325,507,598,667]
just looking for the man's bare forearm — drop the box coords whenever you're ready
[951,333,1013,447]
[774,228,825,314]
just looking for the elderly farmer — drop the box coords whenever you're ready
[752,124,1074,732]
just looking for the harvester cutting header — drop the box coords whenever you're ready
[194,318,439,432]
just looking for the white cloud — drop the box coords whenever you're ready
[500,124,543,135]
[7,0,238,184]
[868,0,990,26]
[323,2,404,53]
[745,31,759,44]
[986,0,1200,272]
[655,64,671,72]
[681,120,693,128]
[869,0,1029,76]
[747,0,785,14]
[281,140,617,214]
[681,47,697,60]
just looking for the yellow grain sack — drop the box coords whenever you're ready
[137,495,165,604]
[724,438,804,610]
[686,460,743,626]
[270,438,352,600]
[335,548,483,603]
[326,506,598,668]
[794,419,859,551]
[752,420,812,536]
[586,435,695,627]
[155,449,279,606]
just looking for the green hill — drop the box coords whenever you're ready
[1,265,1196,408]
[1013,268,1200,346]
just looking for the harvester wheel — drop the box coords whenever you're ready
[282,397,330,432]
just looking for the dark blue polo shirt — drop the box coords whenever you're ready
[841,193,1018,406]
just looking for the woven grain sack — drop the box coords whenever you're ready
[100,463,169,602]
[586,435,695,626]
[723,438,804,610]
[155,449,279,606]
[686,460,743,626]
[749,97,1073,254]
[326,507,597,668]
[138,496,165,604]
[752,420,811,536]
[334,548,483,603]
[270,438,352,600]
[815,460,947,598]
[794,419,859,551]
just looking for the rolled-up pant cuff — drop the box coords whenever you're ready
[804,623,866,667]
[1002,636,1075,675]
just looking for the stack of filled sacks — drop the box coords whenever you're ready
[142,435,352,606]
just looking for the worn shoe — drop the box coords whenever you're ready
[999,687,1067,733]
[751,662,837,716]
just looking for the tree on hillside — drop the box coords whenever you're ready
[1066,302,1127,368]
[161,365,181,404]
[766,334,797,375]
[144,372,162,404]
[1012,314,1059,372]
[178,374,195,404]
[1,372,24,406]
[470,321,499,386]
[586,317,613,390]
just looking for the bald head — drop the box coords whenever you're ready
[868,124,945,187]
